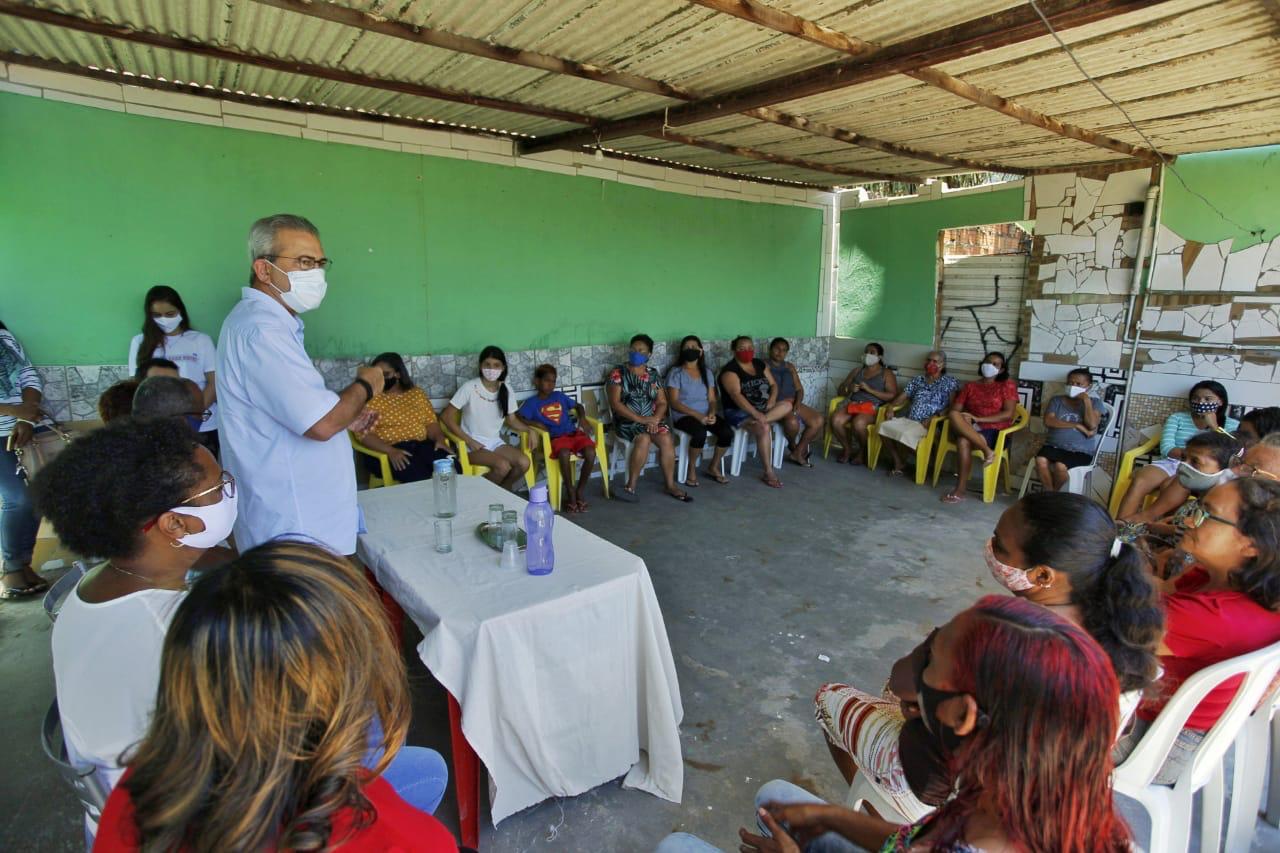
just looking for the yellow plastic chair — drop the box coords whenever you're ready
[827,398,892,464]
[349,432,398,488]
[526,417,610,510]
[440,422,535,488]
[1108,424,1164,518]
[866,405,940,484]
[931,404,1030,503]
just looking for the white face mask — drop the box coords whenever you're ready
[265,261,327,313]
[980,363,1000,379]
[169,489,238,550]
[481,367,504,382]
[1067,385,1088,398]
[863,353,880,367]
[153,315,183,334]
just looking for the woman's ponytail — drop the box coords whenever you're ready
[1079,541,1164,693]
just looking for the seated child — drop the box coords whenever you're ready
[1127,429,1239,542]
[517,364,597,513]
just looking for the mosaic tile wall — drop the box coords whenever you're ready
[37,336,831,425]
[1026,167,1154,370]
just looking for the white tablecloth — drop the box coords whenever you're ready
[357,477,684,823]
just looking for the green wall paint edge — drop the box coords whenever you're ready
[1159,145,1280,250]
[837,187,1024,345]
[0,93,823,365]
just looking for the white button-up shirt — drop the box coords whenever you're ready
[216,287,357,555]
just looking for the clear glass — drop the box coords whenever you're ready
[500,539,522,570]
[501,510,518,545]
[433,519,452,553]
[488,503,504,526]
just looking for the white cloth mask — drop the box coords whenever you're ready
[153,315,183,334]
[170,490,238,550]
[984,538,1035,592]
[266,261,327,313]
[980,363,1000,379]
[863,354,880,367]
[1067,385,1088,398]
[481,368,504,382]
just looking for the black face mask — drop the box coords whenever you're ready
[680,348,701,363]
[913,639,972,756]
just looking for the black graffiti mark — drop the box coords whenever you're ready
[938,274,1024,358]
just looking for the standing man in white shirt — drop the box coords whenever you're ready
[216,214,383,555]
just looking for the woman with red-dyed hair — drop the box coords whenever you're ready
[657,596,1130,852]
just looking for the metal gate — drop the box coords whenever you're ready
[936,253,1028,381]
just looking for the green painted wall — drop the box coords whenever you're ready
[836,187,1023,345]
[1159,144,1279,249]
[0,93,822,365]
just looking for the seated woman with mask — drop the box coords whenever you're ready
[661,596,1133,853]
[814,490,1160,820]
[1034,367,1105,491]
[93,542,458,852]
[32,419,236,802]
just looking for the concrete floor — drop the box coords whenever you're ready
[3,452,1277,851]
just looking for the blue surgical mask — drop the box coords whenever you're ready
[628,351,649,366]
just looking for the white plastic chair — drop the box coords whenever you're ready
[43,561,89,623]
[1112,639,1280,853]
[1018,401,1112,498]
[726,421,787,476]
[1222,677,1280,849]
[1267,692,1280,827]
[844,767,931,824]
[42,698,109,846]
[674,425,718,486]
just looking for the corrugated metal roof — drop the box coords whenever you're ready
[0,0,1276,186]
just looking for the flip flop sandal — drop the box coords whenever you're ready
[761,476,783,489]
[941,493,964,504]
[615,487,639,503]
[685,478,701,488]
[666,490,694,503]
[888,468,906,478]
[0,584,44,600]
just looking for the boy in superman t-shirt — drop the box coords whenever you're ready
[517,364,597,512]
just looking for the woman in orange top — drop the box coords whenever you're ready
[361,352,453,482]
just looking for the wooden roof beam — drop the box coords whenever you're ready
[651,130,921,184]
[0,1,592,124]
[689,0,1164,163]
[520,0,1163,155]
[259,0,1023,175]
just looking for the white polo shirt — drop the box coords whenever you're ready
[216,287,357,554]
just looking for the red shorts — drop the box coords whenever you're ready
[550,431,595,456]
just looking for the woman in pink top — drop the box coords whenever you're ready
[1113,477,1280,783]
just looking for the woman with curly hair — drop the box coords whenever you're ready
[93,542,459,852]
[1113,476,1280,783]
[33,418,235,799]
[659,596,1132,852]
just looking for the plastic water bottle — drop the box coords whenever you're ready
[524,485,555,576]
[433,458,456,518]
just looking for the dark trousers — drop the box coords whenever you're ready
[673,415,734,449]
[362,439,452,483]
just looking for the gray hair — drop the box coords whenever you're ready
[247,214,319,262]
[132,376,200,422]
[927,349,947,364]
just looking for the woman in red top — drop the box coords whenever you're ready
[93,542,459,852]
[1112,477,1280,784]
[942,351,1018,504]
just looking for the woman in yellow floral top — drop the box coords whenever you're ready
[360,353,453,482]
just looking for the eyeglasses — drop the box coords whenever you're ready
[185,410,212,423]
[1180,502,1236,531]
[270,255,333,270]
[141,472,235,531]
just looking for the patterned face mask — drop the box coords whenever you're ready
[1191,400,1220,414]
[984,538,1035,592]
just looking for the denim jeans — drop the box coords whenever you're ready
[0,441,39,573]
[365,717,449,815]
[655,780,861,853]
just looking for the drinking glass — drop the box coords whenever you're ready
[434,519,452,554]
[488,503,504,527]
